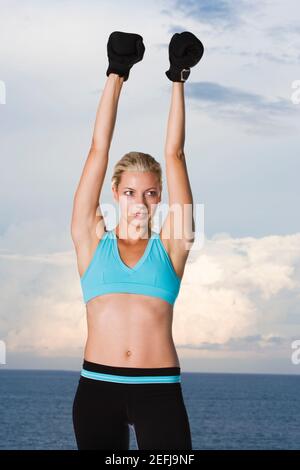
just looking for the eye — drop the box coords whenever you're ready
[123,190,157,197]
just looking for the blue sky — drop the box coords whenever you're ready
[0,0,300,373]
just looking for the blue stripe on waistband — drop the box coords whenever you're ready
[81,369,181,383]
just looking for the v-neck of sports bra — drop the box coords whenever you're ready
[111,228,155,273]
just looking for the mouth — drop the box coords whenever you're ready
[134,212,148,218]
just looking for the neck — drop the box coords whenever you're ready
[116,223,151,241]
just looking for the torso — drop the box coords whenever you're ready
[76,226,189,368]
[84,293,180,367]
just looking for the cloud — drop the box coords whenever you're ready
[250,51,300,65]
[208,47,300,65]
[185,81,300,135]
[179,334,292,351]
[173,232,300,349]
[162,0,250,29]
[267,23,300,41]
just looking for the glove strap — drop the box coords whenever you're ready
[180,68,190,81]
[166,66,191,82]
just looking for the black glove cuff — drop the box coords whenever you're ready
[106,64,129,81]
[165,66,191,82]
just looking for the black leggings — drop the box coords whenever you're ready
[72,359,192,450]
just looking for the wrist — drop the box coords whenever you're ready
[107,72,125,82]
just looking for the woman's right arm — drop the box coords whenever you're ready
[71,73,124,247]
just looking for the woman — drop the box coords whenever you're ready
[71,31,204,450]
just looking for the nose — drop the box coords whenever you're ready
[135,197,147,208]
[134,201,148,213]
[135,205,147,212]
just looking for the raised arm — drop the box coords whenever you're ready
[71,73,124,244]
[162,31,204,254]
[163,82,195,250]
[71,32,145,248]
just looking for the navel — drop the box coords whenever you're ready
[126,350,132,356]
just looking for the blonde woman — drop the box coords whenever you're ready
[71,31,204,450]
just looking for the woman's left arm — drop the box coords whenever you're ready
[163,82,195,254]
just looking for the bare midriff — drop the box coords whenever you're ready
[83,292,180,368]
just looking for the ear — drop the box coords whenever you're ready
[112,185,118,202]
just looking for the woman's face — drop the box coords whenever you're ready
[113,171,161,229]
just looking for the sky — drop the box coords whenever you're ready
[0,0,300,374]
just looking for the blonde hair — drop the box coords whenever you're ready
[111,151,162,231]
[111,151,162,193]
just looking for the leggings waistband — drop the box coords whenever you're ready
[81,359,181,384]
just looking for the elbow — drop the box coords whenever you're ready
[165,148,185,160]
[70,219,81,243]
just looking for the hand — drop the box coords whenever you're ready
[165,31,204,82]
[106,31,145,82]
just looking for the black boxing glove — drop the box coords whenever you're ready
[165,31,204,82]
[106,31,145,82]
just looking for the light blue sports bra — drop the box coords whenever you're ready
[80,229,181,306]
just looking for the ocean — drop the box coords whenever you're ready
[0,370,299,450]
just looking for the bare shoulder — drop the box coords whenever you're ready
[72,220,107,279]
